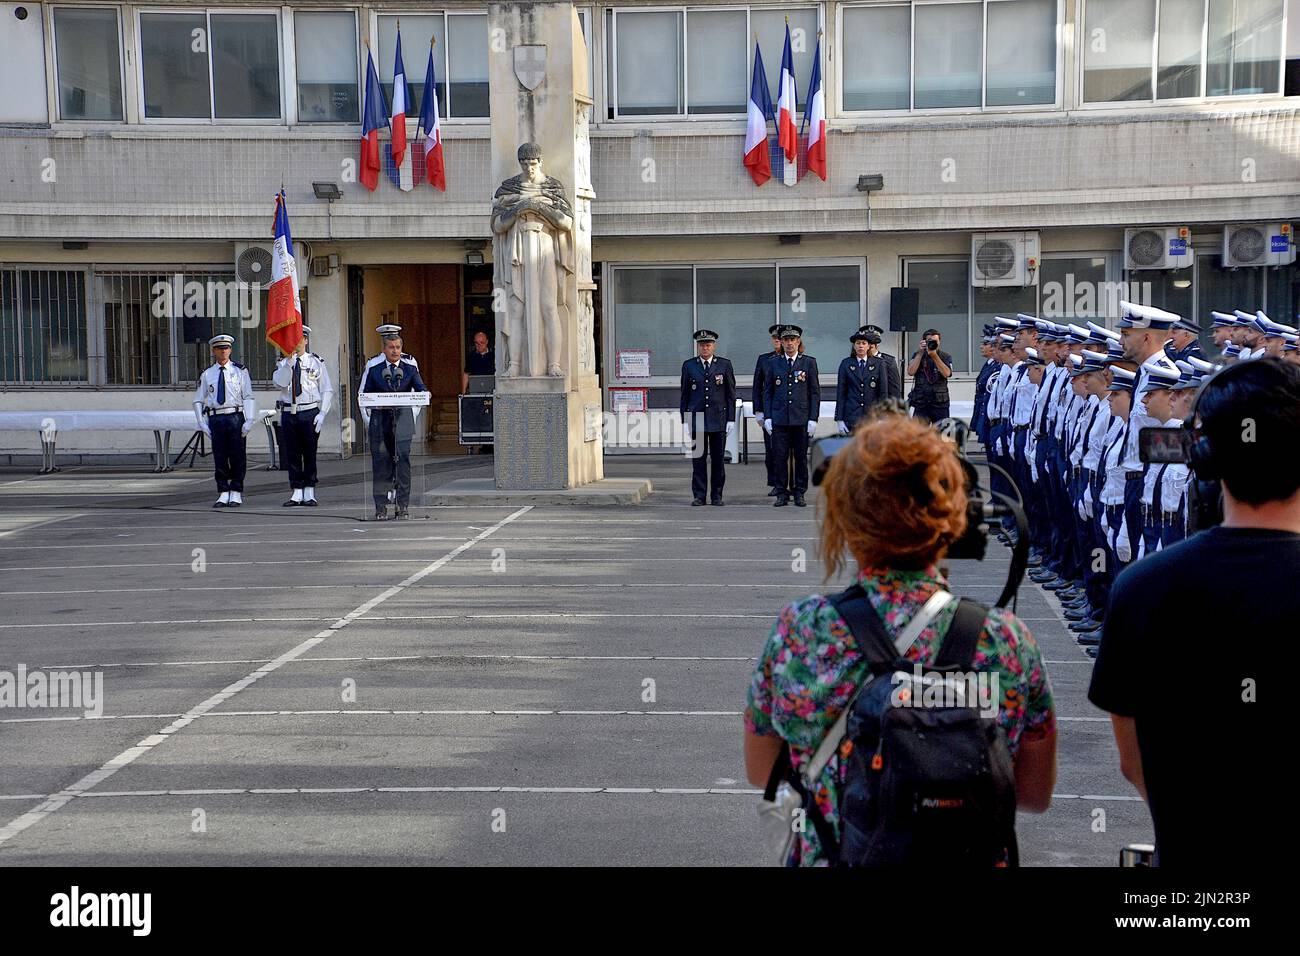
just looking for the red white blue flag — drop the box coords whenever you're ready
[744,41,774,186]
[418,42,446,191]
[388,31,412,191]
[359,51,388,192]
[265,191,302,356]
[777,24,798,165]
[802,35,826,181]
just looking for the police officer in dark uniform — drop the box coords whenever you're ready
[751,324,783,496]
[680,329,737,506]
[761,324,820,507]
[834,325,896,433]
[970,325,998,444]
[1164,318,1207,363]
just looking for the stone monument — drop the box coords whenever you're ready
[489,2,603,490]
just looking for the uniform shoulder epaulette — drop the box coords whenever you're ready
[399,355,419,366]
[231,362,246,370]
[311,352,322,361]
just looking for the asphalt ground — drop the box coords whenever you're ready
[0,450,1151,866]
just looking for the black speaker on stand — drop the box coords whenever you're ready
[890,287,920,363]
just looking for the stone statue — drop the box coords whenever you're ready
[492,142,575,378]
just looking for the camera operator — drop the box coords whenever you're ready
[744,411,1057,866]
[906,329,953,424]
[1089,358,1297,867]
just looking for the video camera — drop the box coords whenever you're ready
[809,410,1030,609]
[1137,425,1223,531]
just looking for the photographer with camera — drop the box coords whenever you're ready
[1089,358,1297,867]
[744,411,1057,866]
[905,328,953,424]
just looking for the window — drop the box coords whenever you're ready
[608,6,818,118]
[612,268,694,377]
[907,261,975,372]
[609,261,864,379]
[139,10,282,120]
[0,269,89,385]
[377,13,488,120]
[841,1,1059,112]
[1082,0,1285,103]
[295,11,358,123]
[54,7,124,121]
[97,270,282,386]
[1039,256,1111,321]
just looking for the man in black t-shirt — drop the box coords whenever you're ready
[906,328,954,424]
[1089,359,1297,867]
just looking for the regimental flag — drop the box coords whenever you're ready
[265,191,302,356]
[387,31,413,191]
[418,42,446,191]
[777,24,798,166]
[744,41,774,187]
[359,50,388,192]
[802,35,826,181]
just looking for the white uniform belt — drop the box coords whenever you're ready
[281,401,320,412]
[206,407,242,416]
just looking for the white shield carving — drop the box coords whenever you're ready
[514,45,547,91]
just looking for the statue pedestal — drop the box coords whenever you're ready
[493,376,602,490]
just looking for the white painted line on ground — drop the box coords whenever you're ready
[0,534,814,552]
[1,582,822,596]
[0,612,773,630]
[0,505,532,850]
[0,557,818,573]
[0,786,1144,803]
[27,654,758,670]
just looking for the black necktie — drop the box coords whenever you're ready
[858,360,865,374]
[788,357,795,372]
[292,357,302,399]
[386,364,398,389]
[216,367,226,405]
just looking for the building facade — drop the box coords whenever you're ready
[2,0,1298,460]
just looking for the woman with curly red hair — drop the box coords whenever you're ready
[743,412,1058,866]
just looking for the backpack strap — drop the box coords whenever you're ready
[932,597,989,670]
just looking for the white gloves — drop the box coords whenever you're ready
[764,420,774,436]
[1076,499,1088,521]
[1083,496,1094,520]
[725,422,735,436]
[1136,536,1147,562]
[806,421,817,438]
[1114,520,1132,563]
[362,409,372,428]
[194,408,210,437]
[836,421,849,436]
[314,414,325,435]
[241,420,254,437]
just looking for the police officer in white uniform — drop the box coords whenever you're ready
[193,334,256,508]
[272,325,333,507]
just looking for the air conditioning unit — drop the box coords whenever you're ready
[234,242,310,288]
[971,232,1040,287]
[1222,223,1296,267]
[1125,226,1193,270]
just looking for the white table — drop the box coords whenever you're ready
[0,410,276,474]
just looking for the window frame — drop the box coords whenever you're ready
[607,3,823,122]
[0,264,93,387]
[134,6,286,125]
[837,0,1065,116]
[49,4,128,123]
[1075,0,1289,109]
[291,8,361,126]
[602,257,866,389]
[369,9,491,124]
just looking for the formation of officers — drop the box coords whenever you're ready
[679,322,901,506]
[968,302,1300,657]
[193,323,428,517]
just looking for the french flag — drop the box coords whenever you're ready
[803,35,826,181]
[743,42,774,186]
[418,41,446,191]
[388,32,412,191]
[777,24,798,166]
[265,191,302,356]
[359,51,388,192]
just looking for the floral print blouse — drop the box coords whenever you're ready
[746,565,1056,866]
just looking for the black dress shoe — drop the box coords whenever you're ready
[395,506,410,519]
[710,498,723,506]
[374,508,388,521]
[793,495,807,507]
[691,499,705,507]
[302,499,318,507]
[213,501,227,509]
[1075,632,1102,646]
[767,487,780,497]
[283,499,300,507]
[774,496,789,507]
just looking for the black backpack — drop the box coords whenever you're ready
[781,584,1018,867]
